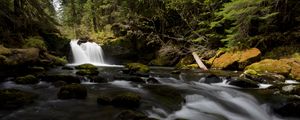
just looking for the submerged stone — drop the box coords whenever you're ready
[0,89,36,109]
[144,85,184,111]
[97,95,111,105]
[111,92,141,108]
[57,83,87,99]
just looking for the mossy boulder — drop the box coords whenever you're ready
[211,48,261,70]
[75,64,99,76]
[180,64,199,70]
[57,83,87,99]
[229,78,259,88]
[40,75,81,83]
[125,63,150,73]
[111,92,141,108]
[246,59,291,75]
[76,69,99,76]
[242,69,285,84]
[287,61,300,80]
[40,53,67,66]
[0,89,36,109]
[75,64,97,70]
[15,75,39,84]
[4,48,40,66]
[176,55,195,68]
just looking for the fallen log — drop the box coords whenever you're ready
[192,52,208,70]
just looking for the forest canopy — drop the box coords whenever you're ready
[1,0,300,52]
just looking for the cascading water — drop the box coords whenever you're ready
[69,39,105,65]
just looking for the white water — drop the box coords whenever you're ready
[69,40,106,66]
[147,82,284,120]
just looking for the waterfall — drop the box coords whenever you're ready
[69,39,105,65]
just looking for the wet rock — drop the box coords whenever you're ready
[40,75,81,83]
[0,89,36,109]
[211,48,261,70]
[171,70,181,74]
[146,78,159,84]
[89,76,107,83]
[111,92,141,108]
[275,101,300,117]
[52,80,67,87]
[144,85,184,110]
[62,66,74,70]
[116,110,157,120]
[15,75,39,84]
[76,69,99,76]
[57,83,87,99]
[201,74,223,84]
[125,63,150,73]
[75,64,99,76]
[281,85,300,96]
[229,78,259,88]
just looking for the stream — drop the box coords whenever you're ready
[0,66,298,120]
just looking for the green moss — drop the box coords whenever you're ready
[23,36,47,51]
[176,55,195,68]
[211,48,261,70]
[125,63,150,73]
[0,89,36,109]
[246,59,291,75]
[57,83,87,99]
[111,92,141,108]
[75,64,97,70]
[180,64,199,70]
[43,53,68,66]
[244,69,258,76]
[76,69,99,76]
[15,75,39,84]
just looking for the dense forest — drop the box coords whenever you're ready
[1,0,300,65]
[2,0,300,119]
